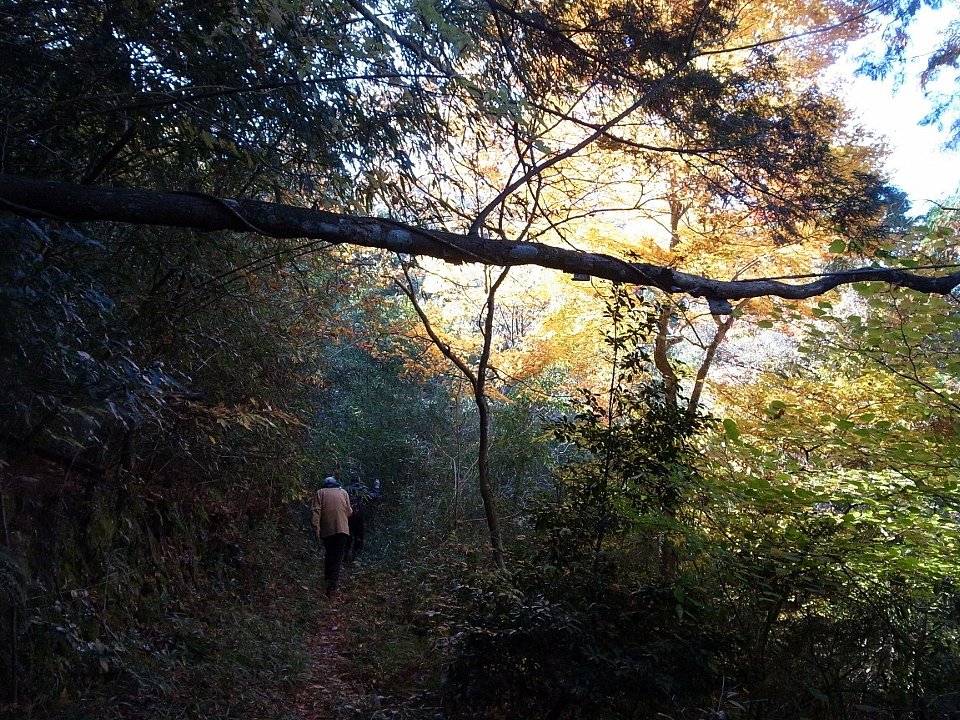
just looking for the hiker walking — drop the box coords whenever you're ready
[346,478,381,563]
[311,476,353,596]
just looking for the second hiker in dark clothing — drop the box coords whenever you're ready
[311,476,353,596]
[346,479,380,563]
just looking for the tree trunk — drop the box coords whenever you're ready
[473,267,510,569]
[2,175,957,302]
[396,265,508,569]
[475,385,505,569]
[686,307,741,415]
[654,304,680,407]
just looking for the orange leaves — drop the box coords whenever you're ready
[184,398,306,434]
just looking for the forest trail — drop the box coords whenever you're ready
[290,555,445,720]
[293,568,377,720]
[293,585,368,720]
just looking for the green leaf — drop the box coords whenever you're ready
[828,238,846,253]
[723,418,740,441]
[766,400,787,418]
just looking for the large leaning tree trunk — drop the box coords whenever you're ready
[2,176,959,306]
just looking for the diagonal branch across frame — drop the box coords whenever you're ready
[2,174,958,310]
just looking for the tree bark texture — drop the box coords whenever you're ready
[3,175,959,305]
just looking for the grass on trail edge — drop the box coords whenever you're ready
[38,512,452,720]
[292,531,455,719]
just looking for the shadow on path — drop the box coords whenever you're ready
[293,574,371,719]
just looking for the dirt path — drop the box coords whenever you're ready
[290,557,444,720]
[293,590,370,720]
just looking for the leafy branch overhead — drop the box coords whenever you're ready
[4,0,955,315]
[2,175,958,311]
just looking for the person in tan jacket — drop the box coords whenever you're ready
[311,476,353,596]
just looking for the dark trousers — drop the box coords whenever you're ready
[321,533,350,594]
[347,510,364,561]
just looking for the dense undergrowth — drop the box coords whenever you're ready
[4,238,960,719]
[5,3,960,717]
[5,232,960,719]
[2,508,322,719]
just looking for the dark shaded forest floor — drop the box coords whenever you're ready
[290,554,447,720]
[3,513,450,719]
[294,587,368,719]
